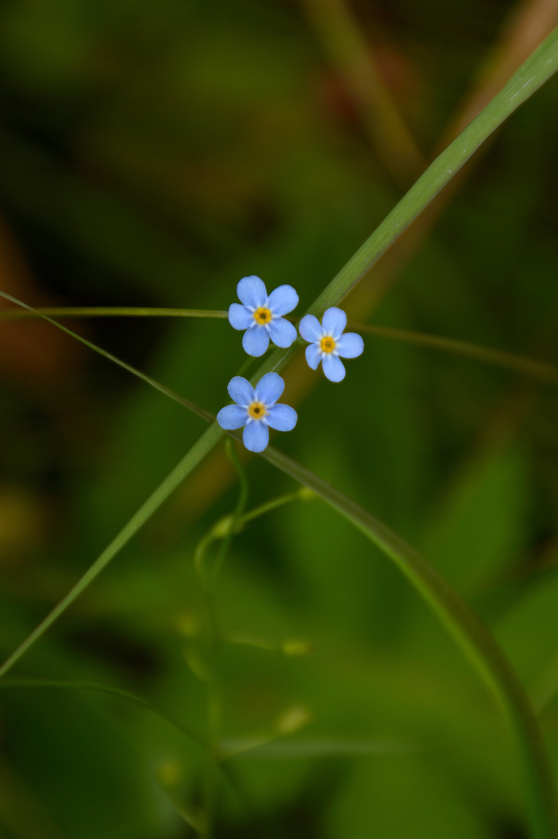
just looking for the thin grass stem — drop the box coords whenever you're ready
[0,679,205,749]
[0,307,228,320]
[353,323,558,384]
[210,440,249,583]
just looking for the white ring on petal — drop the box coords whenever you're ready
[267,285,299,316]
[227,376,255,406]
[336,332,364,359]
[217,404,247,429]
[322,353,346,382]
[268,317,297,348]
[266,403,297,431]
[299,314,324,343]
[305,343,322,370]
[242,325,270,357]
[237,275,267,308]
[255,372,284,406]
[321,307,347,339]
[228,303,253,331]
[243,420,269,452]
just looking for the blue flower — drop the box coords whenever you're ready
[299,307,364,382]
[217,372,297,452]
[228,275,298,357]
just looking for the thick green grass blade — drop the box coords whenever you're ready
[307,27,558,315]
[246,26,558,383]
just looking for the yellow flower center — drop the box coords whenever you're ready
[320,336,336,353]
[254,307,272,324]
[248,401,267,420]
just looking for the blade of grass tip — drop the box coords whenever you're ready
[353,323,558,385]
[0,307,228,320]
[258,444,558,839]
[0,679,205,750]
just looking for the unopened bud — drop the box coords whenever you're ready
[298,486,316,502]
[276,705,311,735]
[157,759,182,789]
[211,514,234,539]
[281,639,313,656]
[176,613,199,638]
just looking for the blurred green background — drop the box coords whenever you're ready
[1,0,558,837]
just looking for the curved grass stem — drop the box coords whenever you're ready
[0,678,205,749]
[258,447,558,839]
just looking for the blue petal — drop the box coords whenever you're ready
[322,353,346,382]
[336,332,364,359]
[305,343,322,370]
[237,275,267,308]
[228,303,253,331]
[266,403,297,432]
[269,317,297,348]
[243,420,269,452]
[242,325,270,357]
[217,404,247,430]
[255,372,284,406]
[322,307,347,339]
[267,284,299,316]
[299,314,323,343]
[227,376,255,406]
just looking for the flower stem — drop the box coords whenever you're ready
[0,306,228,319]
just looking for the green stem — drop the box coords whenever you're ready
[353,323,558,385]
[0,307,228,319]
[240,488,313,525]
[210,440,249,583]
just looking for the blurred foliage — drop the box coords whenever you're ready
[1,0,558,837]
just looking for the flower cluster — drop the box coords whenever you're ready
[218,276,364,451]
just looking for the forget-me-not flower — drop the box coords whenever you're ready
[228,275,298,357]
[299,307,363,382]
[217,372,297,452]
